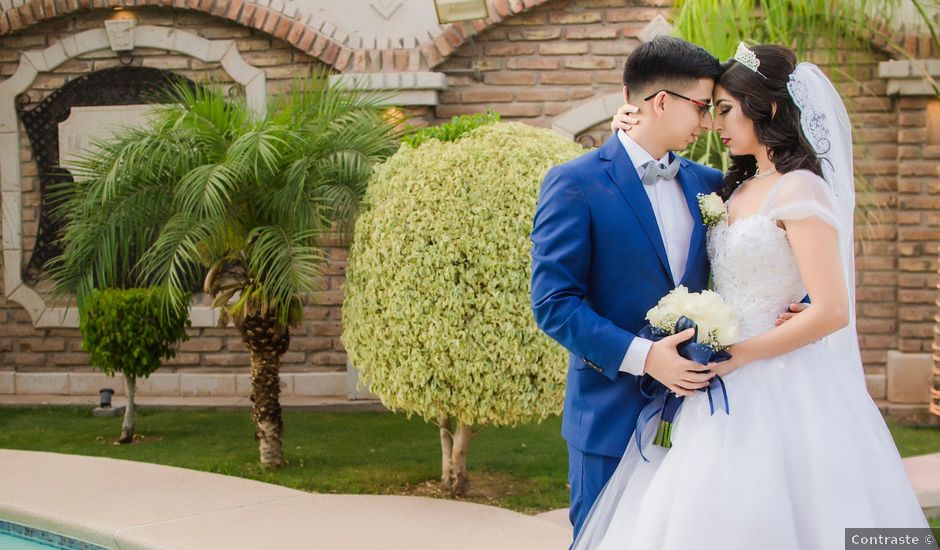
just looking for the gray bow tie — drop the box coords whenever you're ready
[641,158,681,185]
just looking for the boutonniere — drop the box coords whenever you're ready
[697,192,727,227]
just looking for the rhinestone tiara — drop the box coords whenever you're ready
[734,42,767,78]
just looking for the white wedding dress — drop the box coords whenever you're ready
[573,169,930,550]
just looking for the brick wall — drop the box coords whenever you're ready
[0,8,350,378]
[895,96,940,354]
[437,0,661,131]
[844,59,939,405]
[0,1,936,409]
[840,54,900,398]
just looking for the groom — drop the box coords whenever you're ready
[530,36,724,540]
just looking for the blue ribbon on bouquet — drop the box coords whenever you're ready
[633,316,732,463]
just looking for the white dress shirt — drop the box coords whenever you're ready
[616,130,695,376]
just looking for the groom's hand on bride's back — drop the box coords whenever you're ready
[775,302,809,326]
[643,328,715,397]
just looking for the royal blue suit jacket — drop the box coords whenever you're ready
[530,134,723,457]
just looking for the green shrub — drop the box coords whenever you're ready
[81,288,190,379]
[343,122,582,494]
[402,111,500,147]
[81,287,190,443]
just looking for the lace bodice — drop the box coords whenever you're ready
[706,170,843,339]
[707,214,806,339]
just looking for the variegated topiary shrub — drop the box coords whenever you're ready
[343,121,582,495]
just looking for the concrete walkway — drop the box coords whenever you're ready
[0,450,569,550]
[4,447,937,550]
[904,452,940,518]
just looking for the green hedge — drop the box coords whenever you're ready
[80,288,190,379]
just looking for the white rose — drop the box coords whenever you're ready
[697,192,727,227]
[714,321,740,347]
[694,291,739,348]
[645,286,739,349]
[647,286,688,332]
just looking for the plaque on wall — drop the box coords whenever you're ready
[58,104,157,175]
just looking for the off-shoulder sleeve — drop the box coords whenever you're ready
[762,169,840,230]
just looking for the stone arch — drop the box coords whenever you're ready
[0,0,556,72]
[0,24,266,328]
[551,91,623,141]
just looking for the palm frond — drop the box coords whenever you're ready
[48,130,181,301]
[307,149,375,237]
[673,0,900,62]
[152,81,245,152]
[243,226,325,327]
[175,161,242,219]
[137,213,214,302]
[225,123,292,185]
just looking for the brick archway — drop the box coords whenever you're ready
[0,23,266,328]
[0,0,556,72]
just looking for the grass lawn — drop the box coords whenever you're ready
[0,406,567,513]
[0,406,938,517]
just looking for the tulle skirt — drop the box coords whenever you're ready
[573,340,929,550]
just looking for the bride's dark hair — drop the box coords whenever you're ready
[718,44,823,200]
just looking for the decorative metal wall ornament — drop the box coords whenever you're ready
[17,66,196,285]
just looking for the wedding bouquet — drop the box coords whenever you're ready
[636,286,739,455]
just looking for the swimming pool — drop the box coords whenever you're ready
[0,520,109,550]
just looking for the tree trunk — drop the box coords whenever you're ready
[250,350,284,468]
[439,417,474,497]
[118,373,136,444]
[240,313,289,469]
[439,416,453,486]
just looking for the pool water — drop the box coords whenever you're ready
[0,521,109,550]
[0,531,59,548]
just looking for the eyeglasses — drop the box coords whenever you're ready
[643,89,713,118]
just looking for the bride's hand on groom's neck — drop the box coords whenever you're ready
[643,328,715,397]
[611,103,640,134]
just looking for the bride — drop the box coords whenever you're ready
[574,43,930,549]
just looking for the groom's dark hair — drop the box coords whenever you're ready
[623,36,720,99]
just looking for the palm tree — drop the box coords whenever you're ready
[49,73,400,467]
